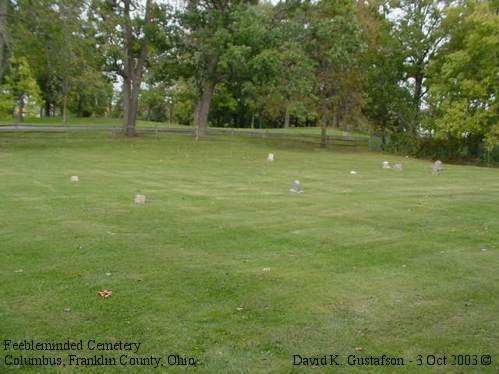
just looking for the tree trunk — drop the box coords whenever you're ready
[192,100,199,136]
[320,121,327,148]
[128,83,140,136]
[0,0,7,83]
[412,71,424,134]
[414,72,423,109]
[121,0,152,137]
[169,100,173,124]
[194,54,217,138]
[123,79,140,137]
[122,73,140,137]
[122,79,131,134]
[332,111,338,128]
[107,98,112,118]
[17,100,24,123]
[284,109,290,128]
[63,96,68,125]
[194,79,215,138]
[319,101,327,148]
[251,112,254,129]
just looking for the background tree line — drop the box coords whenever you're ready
[0,0,497,162]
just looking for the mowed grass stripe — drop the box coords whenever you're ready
[0,132,498,373]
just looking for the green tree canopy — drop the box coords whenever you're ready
[1,56,41,120]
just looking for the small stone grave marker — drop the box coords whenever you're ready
[382,161,391,169]
[393,163,403,171]
[432,160,443,175]
[289,180,303,193]
[267,153,275,162]
[134,194,146,204]
[70,176,79,182]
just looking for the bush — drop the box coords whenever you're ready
[383,132,498,165]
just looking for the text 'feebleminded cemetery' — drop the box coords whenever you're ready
[2,339,197,368]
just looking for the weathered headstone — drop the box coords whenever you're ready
[267,153,275,162]
[432,160,443,175]
[134,194,146,204]
[350,170,358,175]
[382,161,391,169]
[393,163,403,171]
[70,176,79,182]
[289,180,303,193]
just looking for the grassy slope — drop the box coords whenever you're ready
[0,116,368,138]
[0,132,498,373]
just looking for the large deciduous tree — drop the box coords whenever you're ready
[10,0,111,120]
[307,0,364,147]
[90,0,164,136]
[247,2,314,129]
[391,0,448,133]
[428,1,499,151]
[0,0,8,84]
[179,0,256,138]
[51,0,93,124]
[361,1,413,143]
[1,56,41,121]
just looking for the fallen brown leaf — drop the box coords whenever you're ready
[98,289,113,298]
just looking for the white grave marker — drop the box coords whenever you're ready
[289,180,303,193]
[432,160,443,175]
[134,194,146,204]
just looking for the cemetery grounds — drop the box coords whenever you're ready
[0,132,498,373]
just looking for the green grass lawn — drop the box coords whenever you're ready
[0,116,368,139]
[0,132,498,373]
[229,126,369,139]
[0,116,187,129]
